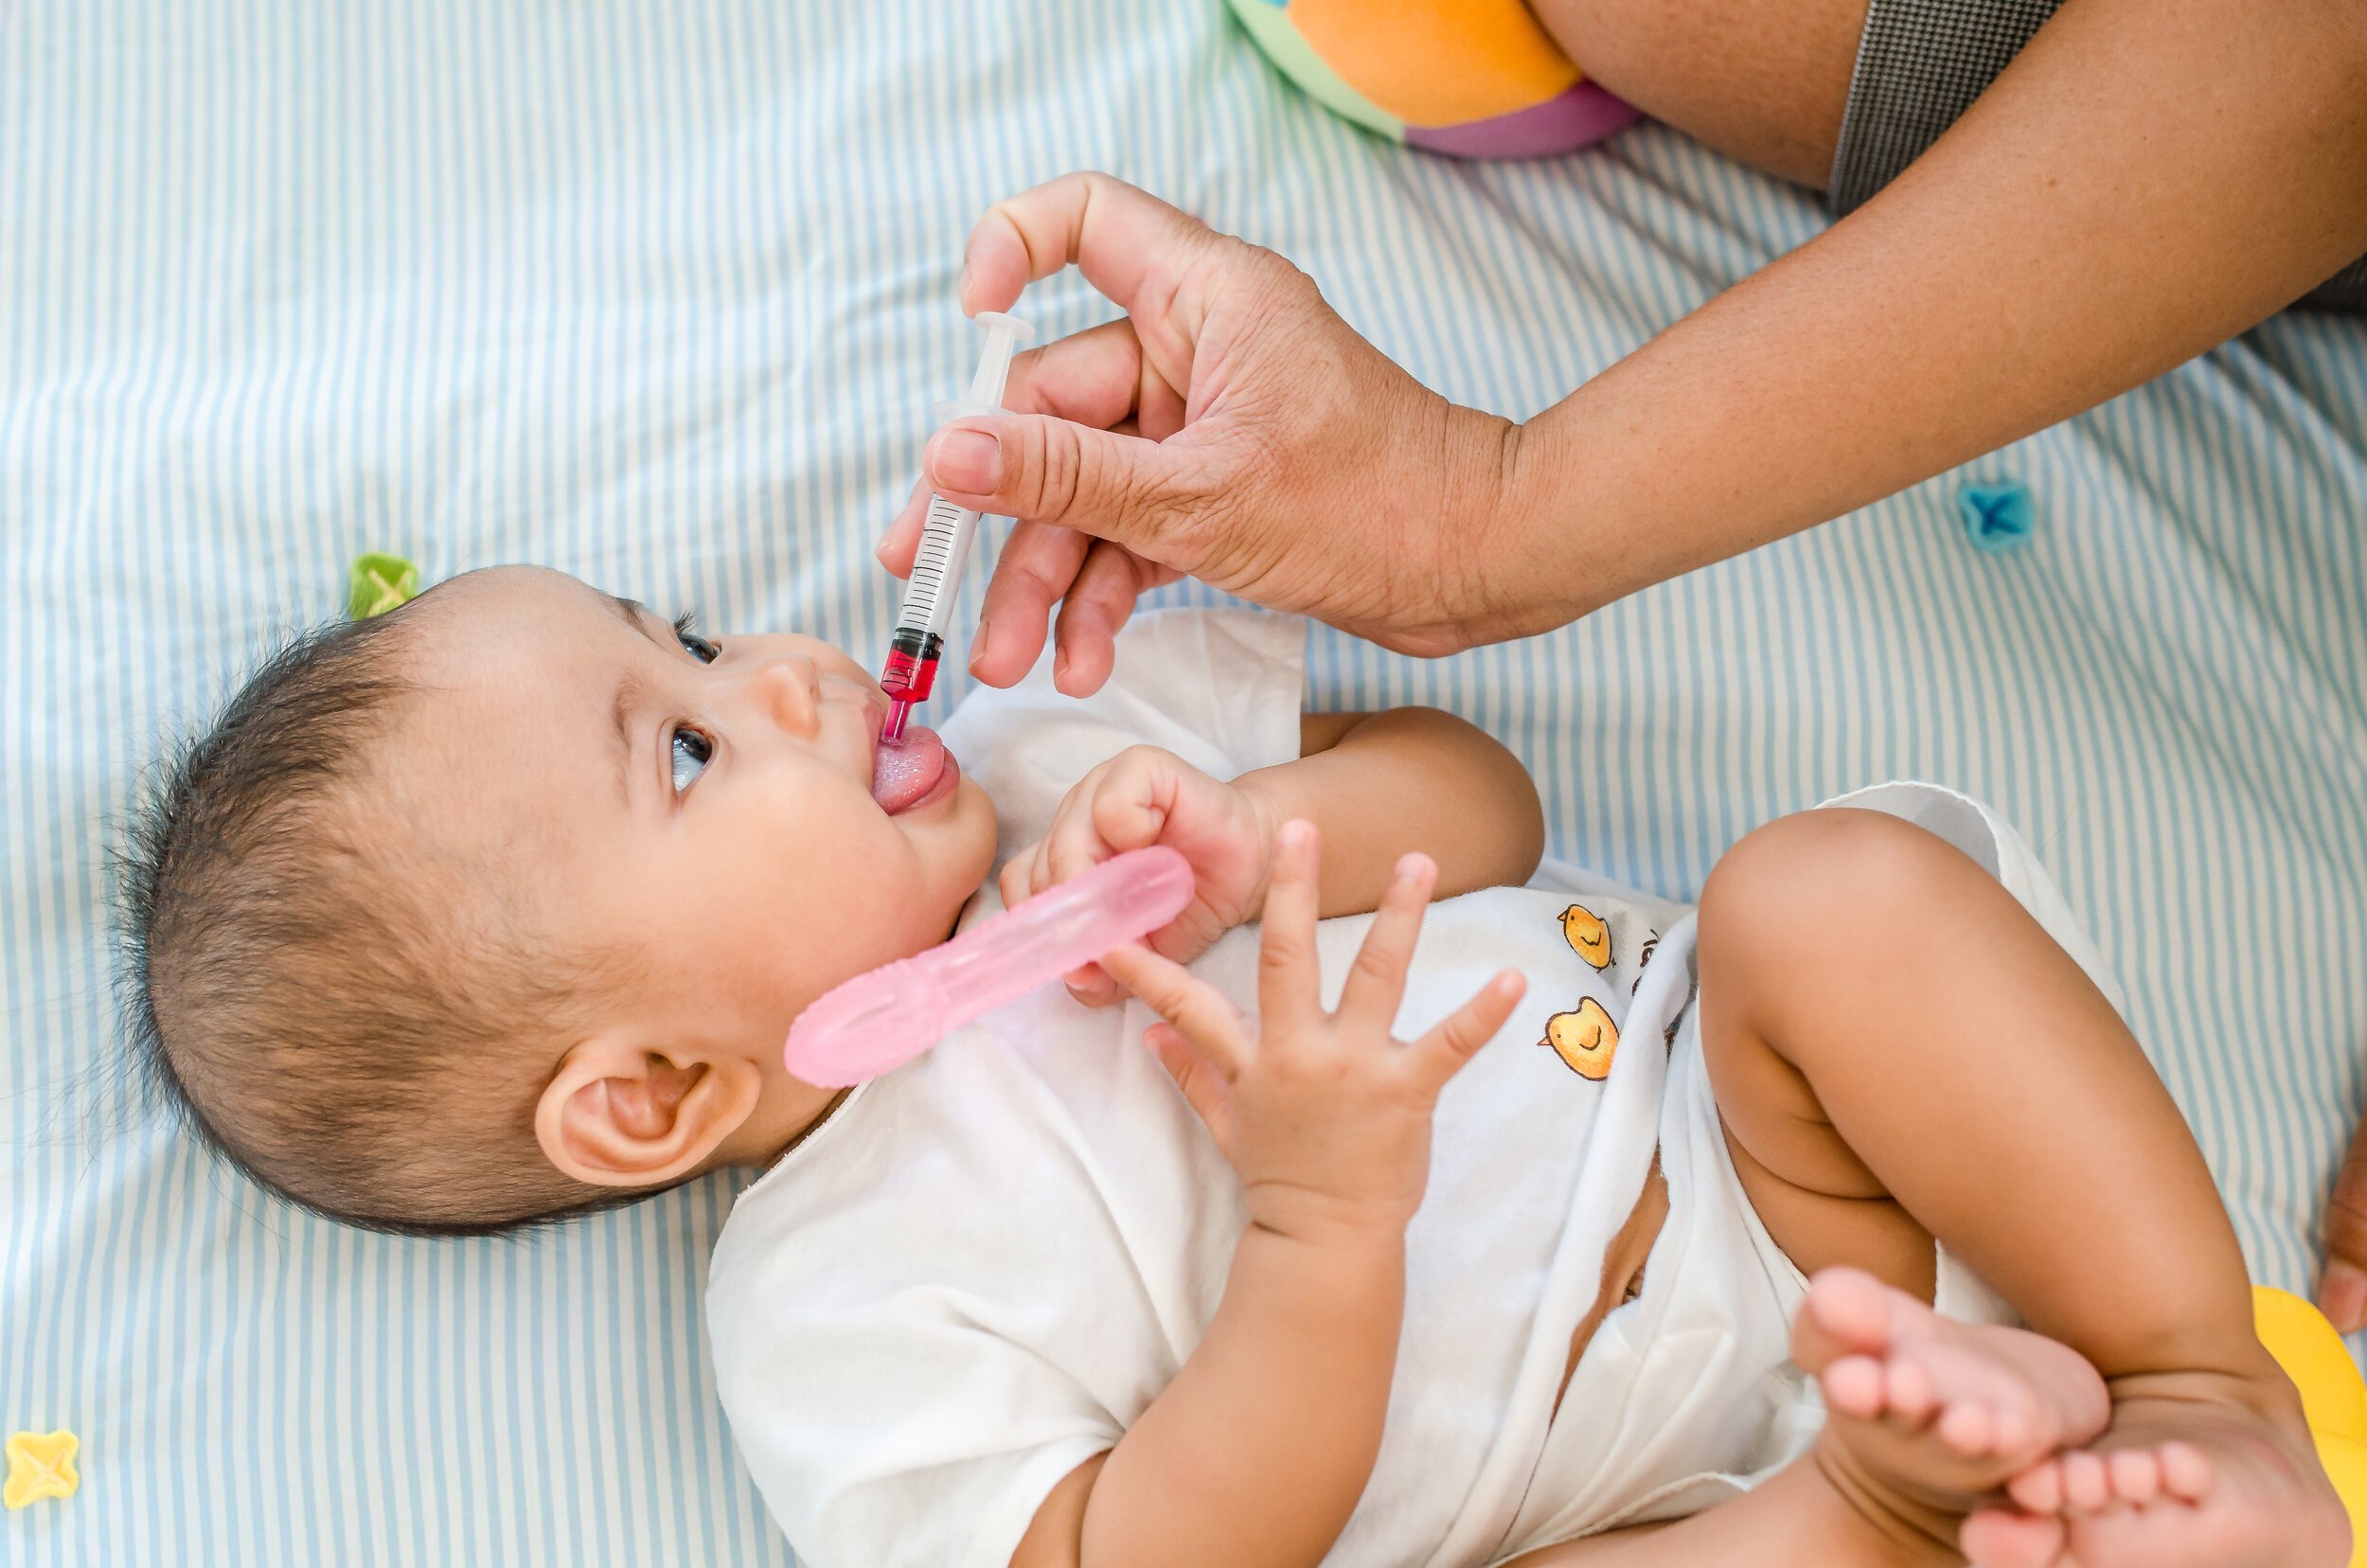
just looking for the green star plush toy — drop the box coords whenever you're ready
[347,553,422,618]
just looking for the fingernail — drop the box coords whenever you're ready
[1054,648,1072,685]
[968,614,995,670]
[929,427,1000,494]
[2323,1260,2367,1332]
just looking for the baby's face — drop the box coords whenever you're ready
[393,567,998,1097]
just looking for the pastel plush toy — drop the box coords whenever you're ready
[1226,0,1639,159]
[2254,1287,2367,1567]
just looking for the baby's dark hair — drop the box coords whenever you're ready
[116,599,647,1237]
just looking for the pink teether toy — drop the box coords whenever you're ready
[784,846,1196,1087]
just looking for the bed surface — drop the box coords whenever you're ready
[5,0,2366,1561]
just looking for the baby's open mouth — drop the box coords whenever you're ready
[871,723,956,815]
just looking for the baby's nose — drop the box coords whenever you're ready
[752,654,825,734]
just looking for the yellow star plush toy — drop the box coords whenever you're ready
[4,1429,78,1510]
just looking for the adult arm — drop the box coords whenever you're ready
[883,0,2367,689]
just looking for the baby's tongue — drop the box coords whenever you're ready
[871,725,947,814]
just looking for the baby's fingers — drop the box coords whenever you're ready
[1144,1023,1232,1146]
[1409,971,1526,1092]
[1062,960,1123,1009]
[1257,820,1322,1038]
[1044,813,1115,889]
[1099,942,1249,1078]
[999,848,1042,911]
[1335,853,1435,1037]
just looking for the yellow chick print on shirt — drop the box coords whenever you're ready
[1540,997,1620,1080]
[1559,903,1611,969]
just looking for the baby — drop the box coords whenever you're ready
[120,564,2343,1568]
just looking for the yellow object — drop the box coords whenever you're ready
[2254,1287,2367,1568]
[4,1429,78,1511]
[1541,997,1619,1080]
[1559,903,1612,969]
[1287,0,1581,124]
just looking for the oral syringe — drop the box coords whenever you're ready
[880,311,1033,741]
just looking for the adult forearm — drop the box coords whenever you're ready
[1080,1227,1404,1568]
[1499,0,2367,625]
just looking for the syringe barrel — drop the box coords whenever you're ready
[893,493,986,642]
[874,312,1033,713]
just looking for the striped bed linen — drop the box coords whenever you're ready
[3,0,2364,1562]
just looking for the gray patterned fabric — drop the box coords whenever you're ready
[1829,0,2366,312]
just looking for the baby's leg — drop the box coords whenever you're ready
[1503,1266,2114,1568]
[1690,808,2346,1567]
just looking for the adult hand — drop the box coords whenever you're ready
[875,172,1535,697]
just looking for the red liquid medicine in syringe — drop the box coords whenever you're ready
[874,312,1030,739]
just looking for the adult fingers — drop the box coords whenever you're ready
[922,411,1209,561]
[875,476,933,579]
[966,518,1093,687]
[878,320,1150,576]
[1409,971,1527,1093]
[1052,542,1171,697]
[1100,943,1250,1078]
[959,172,1218,350]
[998,317,1158,432]
[1334,854,1435,1038]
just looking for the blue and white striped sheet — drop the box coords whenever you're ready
[4,0,2364,1563]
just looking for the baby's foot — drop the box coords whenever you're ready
[1791,1267,2111,1549]
[1963,1392,2349,1568]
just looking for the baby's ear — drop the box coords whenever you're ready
[533,1033,762,1189]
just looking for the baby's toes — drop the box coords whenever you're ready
[1821,1353,1890,1420]
[2106,1446,2164,1506]
[2007,1454,2069,1514]
[2158,1438,2216,1502]
[1937,1396,2005,1457]
[1883,1352,1941,1425]
[2057,1449,2114,1513]
[1961,1506,2068,1568]
[1794,1266,1908,1372]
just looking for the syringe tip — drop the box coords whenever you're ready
[882,698,912,742]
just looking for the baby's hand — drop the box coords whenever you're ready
[1005,744,1278,1005]
[1100,821,1526,1246]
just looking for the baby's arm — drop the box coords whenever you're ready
[1006,708,1543,1003]
[1251,709,1545,915]
[1010,826,1524,1568]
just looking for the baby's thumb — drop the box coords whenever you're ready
[924,414,1201,560]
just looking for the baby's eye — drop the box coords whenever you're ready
[672,611,721,665]
[670,726,714,794]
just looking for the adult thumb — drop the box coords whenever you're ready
[923,414,1198,555]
